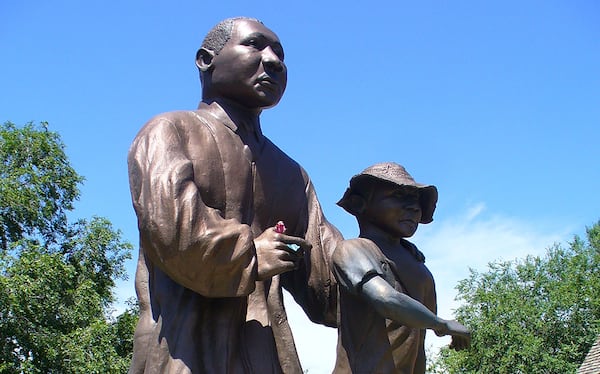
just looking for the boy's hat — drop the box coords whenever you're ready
[337,162,438,224]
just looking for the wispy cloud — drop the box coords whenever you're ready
[416,203,572,353]
[465,202,486,221]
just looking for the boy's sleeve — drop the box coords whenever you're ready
[332,238,385,296]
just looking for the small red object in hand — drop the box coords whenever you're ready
[275,221,286,234]
[275,221,300,252]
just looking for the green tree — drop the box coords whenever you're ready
[0,121,136,373]
[0,121,81,250]
[431,222,600,374]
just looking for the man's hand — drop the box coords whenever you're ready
[254,225,311,280]
[434,319,471,350]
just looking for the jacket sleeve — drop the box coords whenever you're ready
[128,114,257,297]
[282,178,342,327]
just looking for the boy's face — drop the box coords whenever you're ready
[362,183,422,239]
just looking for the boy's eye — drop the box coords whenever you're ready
[393,189,419,200]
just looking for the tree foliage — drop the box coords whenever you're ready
[431,221,600,374]
[0,121,136,373]
[0,121,82,249]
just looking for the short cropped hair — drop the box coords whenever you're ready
[201,17,262,54]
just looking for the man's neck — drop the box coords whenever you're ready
[200,97,265,146]
[201,97,261,126]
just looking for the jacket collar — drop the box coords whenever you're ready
[199,99,263,141]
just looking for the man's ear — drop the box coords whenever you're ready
[196,47,215,72]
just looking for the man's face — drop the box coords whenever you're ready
[208,20,287,109]
[363,184,422,239]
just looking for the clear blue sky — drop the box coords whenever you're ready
[2,1,599,371]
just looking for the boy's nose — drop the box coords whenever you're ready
[404,200,420,210]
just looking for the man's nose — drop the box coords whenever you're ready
[262,47,284,72]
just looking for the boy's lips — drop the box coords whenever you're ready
[400,219,418,227]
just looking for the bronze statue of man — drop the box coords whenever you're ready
[127,17,342,373]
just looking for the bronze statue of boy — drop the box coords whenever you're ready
[332,162,470,373]
[127,17,341,373]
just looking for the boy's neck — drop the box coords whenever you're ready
[359,224,403,246]
[359,226,425,262]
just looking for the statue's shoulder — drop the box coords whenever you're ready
[345,237,378,249]
[134,110,216,139]
[143,110,210,129]
[334,237,381,263]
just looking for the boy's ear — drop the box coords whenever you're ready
[196,47,215,72]
[337,189,367,216]
[347,194,367,216]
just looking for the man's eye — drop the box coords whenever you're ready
[246,38,262,48]
[273,48,284,60]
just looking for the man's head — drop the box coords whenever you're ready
[196,17,287,110]
[337,163,438,238]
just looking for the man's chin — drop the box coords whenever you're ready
[256,96,282,109]
[254,86,284,106]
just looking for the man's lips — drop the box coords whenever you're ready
[259,76,276,84]
[257,75,279,89]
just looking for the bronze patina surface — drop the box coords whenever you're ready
[127,17,341,373]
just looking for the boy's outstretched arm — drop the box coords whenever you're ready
[361,276,471,348]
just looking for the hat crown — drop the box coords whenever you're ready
[352,162,424,189]
[359,163,417,186]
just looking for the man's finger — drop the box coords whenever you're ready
[281,235,312,250]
